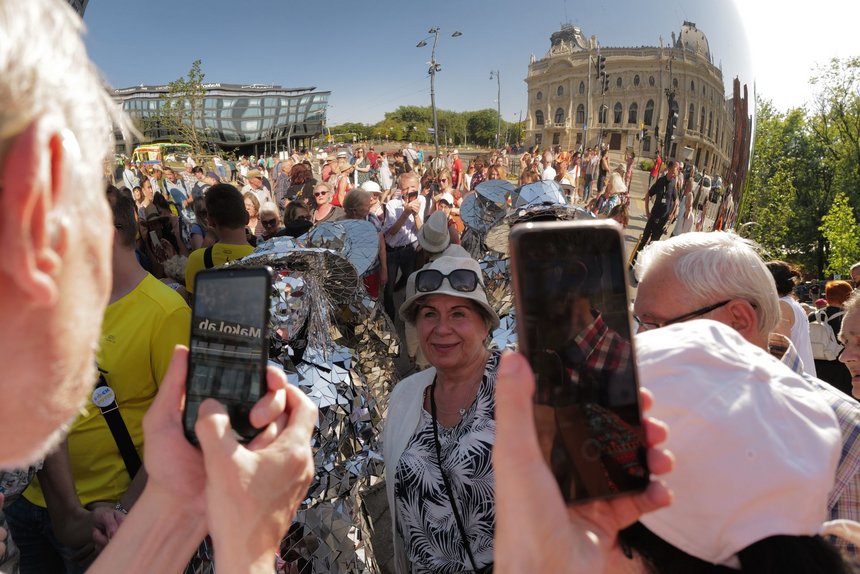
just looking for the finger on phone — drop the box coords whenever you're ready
[196,398,237,456]
[494,351,543,468]
[143,346,189,436]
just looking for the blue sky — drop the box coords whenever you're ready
[81,0,849,125]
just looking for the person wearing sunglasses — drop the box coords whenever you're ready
[383,254,500,574]
[633,231,860,556]
[310,182,344,225]
[258,202,284,242]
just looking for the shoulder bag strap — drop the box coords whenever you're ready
[430,378,481,573]
[203,245,215,269]
[94,370,142,480]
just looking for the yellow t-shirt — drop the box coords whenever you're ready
[25,274,190,507]
[185,242,255,293]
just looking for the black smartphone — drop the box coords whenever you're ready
[509,220,649,504]
[183,267,273,445]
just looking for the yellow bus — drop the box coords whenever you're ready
[132,142,193,166]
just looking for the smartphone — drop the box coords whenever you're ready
[148,230,160,247]
[509,220,649,504]
[183,267,273,445]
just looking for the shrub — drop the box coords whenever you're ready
[639,159,655,171]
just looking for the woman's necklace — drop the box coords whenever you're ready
[431,376,482,417]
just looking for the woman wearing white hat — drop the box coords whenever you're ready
[384,254,500,574]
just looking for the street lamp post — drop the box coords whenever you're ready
[417,27,461,163]
[490,70,501,149]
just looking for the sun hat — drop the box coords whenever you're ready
[399,254,500,330]
[246,169,263,179]
[417,211,451,253]
[336,150,348,159]
[359,180,383,194]
[636,319,840,569]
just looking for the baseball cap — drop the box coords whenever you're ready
[636,320,840,568]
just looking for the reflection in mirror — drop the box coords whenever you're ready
[526,13,752,230]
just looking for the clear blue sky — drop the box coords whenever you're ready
[83,0,752,125]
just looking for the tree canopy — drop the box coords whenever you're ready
[739,57,860,278]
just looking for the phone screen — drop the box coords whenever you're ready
[184,267,272,445]
[510,220,649,504]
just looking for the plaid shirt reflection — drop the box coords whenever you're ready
[771,333,860,555]
[536,311,631,404]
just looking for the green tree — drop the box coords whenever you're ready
[819,191,860,277]
[158,59,208,154]
[466,109,498,146]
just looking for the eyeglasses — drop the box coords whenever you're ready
[313,191,328,197]
[439,178,449,182]
[633,300,732,332]
[416,269,481,293]
[261,218,279,227]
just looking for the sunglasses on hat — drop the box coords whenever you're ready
[416,269,481,293]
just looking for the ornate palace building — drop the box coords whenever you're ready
[525,21,750,187]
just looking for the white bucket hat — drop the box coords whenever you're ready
[399,254,499,329]
[359,180,383,194]
[417,211,451,253]
[636,319,840,569]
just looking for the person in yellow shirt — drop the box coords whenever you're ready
[10,189,190,572]
[185,184,255,294]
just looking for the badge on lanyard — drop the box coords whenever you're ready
[92,385,116,408]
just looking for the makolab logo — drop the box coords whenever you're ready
[197,318,261,338]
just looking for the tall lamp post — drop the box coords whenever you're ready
[417,27,462,162]
[489,70,501,149]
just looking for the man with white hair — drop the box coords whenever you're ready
[632,231,860,554]
[0,0,315,571]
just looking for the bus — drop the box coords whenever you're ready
[132,142,193,167]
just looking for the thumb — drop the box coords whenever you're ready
[144,345,188,429]
[195,398,237,457]
[494,351,543,468]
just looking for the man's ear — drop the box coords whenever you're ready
[0,118,70,307]
[725,299,760,340]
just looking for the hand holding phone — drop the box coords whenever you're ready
[509,220,650,504]
[183,267,273,445]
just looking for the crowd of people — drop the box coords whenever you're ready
[5,2,860,574]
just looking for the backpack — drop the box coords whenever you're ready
[809,309,844,361]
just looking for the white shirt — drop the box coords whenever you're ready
[382,196,424,248]
[541,165,557,181]
[242,184,273,206]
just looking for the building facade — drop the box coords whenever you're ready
[526,22,749,182]
[113,83,330,154]
[65,0,88,16]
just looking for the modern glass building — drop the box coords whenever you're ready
[66,0,88,16]
[112,83,330,154]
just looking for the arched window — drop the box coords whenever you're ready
[554,108,565,125]
[649,75,655,87]
[673,78,679,89]
[536,91,543,101]
[557,85,564,97]
[690,80,695,92]
[576,103,585,125]
[535,110,544,125]
[628,102,638,124]
[616,76,623,88]
[644,99,655,125]
[708,111,713,138]
[599,105,608,124]
[613,102,623,124]
[700,107,706,132]
[578,81,585,95]
[687,103,696,130]
[634,74,640,87]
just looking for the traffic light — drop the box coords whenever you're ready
[601,74,610,94]
[596,55,606,79]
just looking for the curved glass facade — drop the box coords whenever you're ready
[113,83,330,150]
